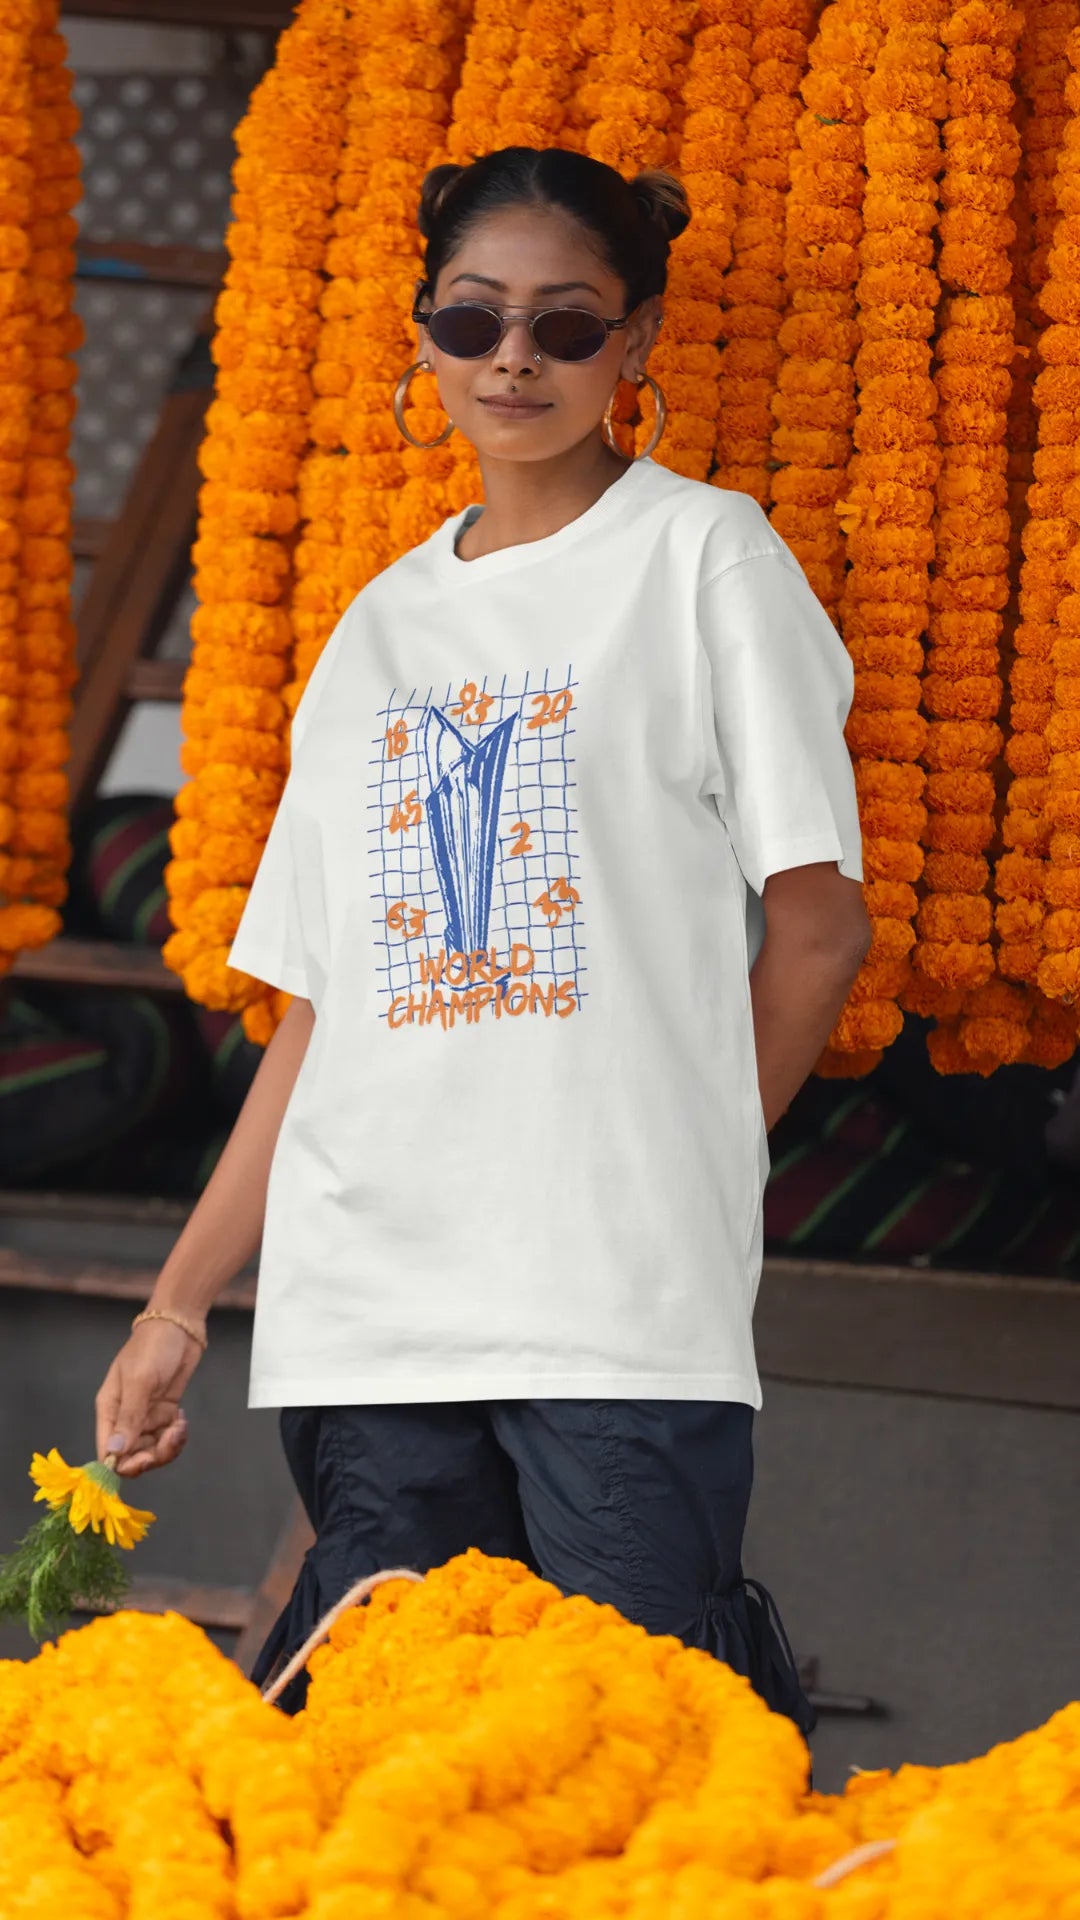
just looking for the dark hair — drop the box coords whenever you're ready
[417,147,690,309]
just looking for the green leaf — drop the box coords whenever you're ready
[0,1507,129,1642]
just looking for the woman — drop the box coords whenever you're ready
[95,148,870,1723]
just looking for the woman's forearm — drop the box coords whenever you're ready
[750,865,871,1130]
[150,996,316,1320]
[751,937,864,1130]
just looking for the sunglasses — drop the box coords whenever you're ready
[413,300,632,364]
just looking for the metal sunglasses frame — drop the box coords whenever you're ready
[412,298,634,363]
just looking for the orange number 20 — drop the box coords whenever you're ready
[526,688,573,730]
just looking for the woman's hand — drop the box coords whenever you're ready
[90,997,316,1479]
[95,1320,205,1477]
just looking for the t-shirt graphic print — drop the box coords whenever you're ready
[227,457,865,1411]
[372,671,585,1033]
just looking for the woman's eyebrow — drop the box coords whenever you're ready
[535,280,604,297]
[448,272,604,297]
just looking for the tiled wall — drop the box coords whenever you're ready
[67,28,262,793]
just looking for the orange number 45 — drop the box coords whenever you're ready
[389,789,422,834]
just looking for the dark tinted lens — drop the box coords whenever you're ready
[532,308,609,362]
[427,305,503,358]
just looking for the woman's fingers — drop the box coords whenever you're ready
[94,1360,131,1461]
[115,1409,188,1478]
[97,1376,157,1466]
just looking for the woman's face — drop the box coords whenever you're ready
[422,204,660,464]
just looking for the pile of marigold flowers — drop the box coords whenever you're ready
[0,1549,1077,1917]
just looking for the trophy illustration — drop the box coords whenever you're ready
[424,705,516,955]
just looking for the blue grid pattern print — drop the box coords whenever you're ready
[369,668,586,1027]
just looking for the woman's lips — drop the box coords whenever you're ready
[478,396,553,419]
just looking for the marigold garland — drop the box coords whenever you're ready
[583,0,707,475]
[496,0,588,150]
[164,0,354,1038]
[0,0,80,979]
[826,0,949,1067]
[289,1,412,692]
[583,0,692,174]
[1030,23,1080,1003]
[990,19,1080,1022]
[289,0,466,682]
[644,0,750,483]
[372,0,472,559]
[311,0,466,599]
[908,0,1022,1063]
[768,0,880,619]
[0,1,39,974]
[992,0,1080,1007]
[1001,2,1078,620]
[2,1552,1080,1915]
[561,2,615,155]
[1021,0,1080,291]
[713,0,817,506]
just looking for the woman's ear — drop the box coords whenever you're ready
[621,296,663,382]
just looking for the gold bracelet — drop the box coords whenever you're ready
[131,1307,208,1352]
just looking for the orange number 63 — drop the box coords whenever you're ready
[527,688,573,730]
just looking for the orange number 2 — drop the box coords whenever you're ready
[509,820,532,857]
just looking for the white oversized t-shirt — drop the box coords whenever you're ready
[228,458,863,1409]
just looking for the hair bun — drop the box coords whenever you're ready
[631,170,691,243]
[418,163,465,239]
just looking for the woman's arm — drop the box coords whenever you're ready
[750,863,871,1131]
[151,994,315,1319]
[94,995,315,1472]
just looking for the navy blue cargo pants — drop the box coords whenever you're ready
[251,1398,815,1734]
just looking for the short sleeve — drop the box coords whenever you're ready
[699,548,863,895]
[226,605,353,998]
[226,778,311,998]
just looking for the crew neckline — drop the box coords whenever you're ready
[432,457,655,585]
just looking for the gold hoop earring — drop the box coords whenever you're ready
[603,373,667,462]
[393,360,453,449]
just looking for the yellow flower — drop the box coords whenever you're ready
[29,1446,81,1510]
[30,1450,155,1551]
